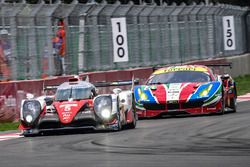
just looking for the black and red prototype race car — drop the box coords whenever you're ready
[134,64,237,118]
[19,77,137,136]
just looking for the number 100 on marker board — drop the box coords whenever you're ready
[111,18,129,62]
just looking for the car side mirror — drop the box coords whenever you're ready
[44,97,54,106]
[221,74,230,82]
[26,93,34,99]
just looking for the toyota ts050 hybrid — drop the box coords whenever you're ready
[134,64,237,118]
[19,77,138,136]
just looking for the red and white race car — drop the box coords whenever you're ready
[134,64,237,118]
[19,77,137,136]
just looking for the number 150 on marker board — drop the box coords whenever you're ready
[223,16,236,51]
[111,18,129,62]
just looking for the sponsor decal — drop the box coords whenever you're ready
[62,111,73,120]
[167,83,182,101]
[154,66,208,74]
[58,103,79,123]
[60,103,78,111]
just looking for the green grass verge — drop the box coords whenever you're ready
[0,75,249,132]
[234,74,250,96]
[0,122,19,132]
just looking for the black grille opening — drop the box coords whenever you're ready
[39,122,61,129]
[182,101,203,109]
[67,120,97,127]
[143,103,166,110]
[167,103,180,110]
[38,120,97,129]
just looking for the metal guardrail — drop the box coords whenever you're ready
[0,2,249,80]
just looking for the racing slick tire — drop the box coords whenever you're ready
[229,96,237,112]
[22,130,39,137]
[218,88,225,115]
[114,97,122,131]
[127,100,137,129]
[127,111,137,129]
[117,115,122,131]
[221,98,225,115]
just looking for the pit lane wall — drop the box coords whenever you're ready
[0,54,250,122]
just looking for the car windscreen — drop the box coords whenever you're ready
[55,87,92,101]
[147,71,212,84]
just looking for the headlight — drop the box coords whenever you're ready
[138,88,148,101]
[22,100,41,125]
[101,109,111,119]
[200,90,209,97]
[199,84,213,97]
[25,115,33,123]
[94,96,112,120]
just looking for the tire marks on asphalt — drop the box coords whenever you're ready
[0,93,249,142]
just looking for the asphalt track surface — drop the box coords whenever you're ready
[1,101,250,167]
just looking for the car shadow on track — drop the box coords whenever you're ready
[138,109,237,121]
[26,126,135,137]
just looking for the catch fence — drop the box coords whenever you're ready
[0,1,249,80]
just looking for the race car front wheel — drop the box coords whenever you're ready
[115,97,122,131]
[22,129,39,137]
[218,88,225,115]
[127,99,137,129]
[229,96,237,112]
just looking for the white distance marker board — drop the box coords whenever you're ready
[111,17,129,62]
[223,16,236,50]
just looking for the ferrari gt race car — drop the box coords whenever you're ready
[134,64,237,118]
[19,77,137,136]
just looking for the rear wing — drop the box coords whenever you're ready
[205,63,232,69]
[42,84,59,95]
[42,76,139,93]
[43,85,58,90]
[152,66,166,72]
[152,63,233,72]
[94,79,139,88]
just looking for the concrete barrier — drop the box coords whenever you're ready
[225,54,250,77]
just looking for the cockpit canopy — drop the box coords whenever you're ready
[147,71,212,84]
[55,81,96,101]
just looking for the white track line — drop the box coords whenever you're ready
[0,133,23,141]
[237,93,250,102]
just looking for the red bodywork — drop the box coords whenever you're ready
[135,65,237,118]
[19,99,118,130]
[53,100,93,124]
[137,102,223,118]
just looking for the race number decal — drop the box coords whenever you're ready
[223,16,236,50]
[111,18,129,62]
[167,83,182,101]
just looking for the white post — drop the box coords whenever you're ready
[1,5,5,30]
[78,14,86,73]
